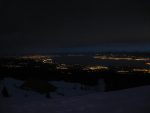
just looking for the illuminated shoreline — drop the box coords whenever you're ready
[94,56,150,61]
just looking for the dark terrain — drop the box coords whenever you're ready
[0,53,150,96]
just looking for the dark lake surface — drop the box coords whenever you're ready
[52,56,149,68]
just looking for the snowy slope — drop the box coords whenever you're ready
[0,78,105,99]
[1,80,150,113]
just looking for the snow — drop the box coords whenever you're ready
[0,78,150,113]
[0,78,105,99]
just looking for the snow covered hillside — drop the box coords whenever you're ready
[0,78,150,113]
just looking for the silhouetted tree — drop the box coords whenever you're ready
[1,86,10,97]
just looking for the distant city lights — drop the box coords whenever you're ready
[83,65,109,72]
[146,63,150,65]
[94,56,150,61]
[133,69,150,74]
[1,55,150,75]
[43,59,53,64]
[117,70,129,74]
[56,64,68,70]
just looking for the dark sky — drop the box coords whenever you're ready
[0,0,150,55]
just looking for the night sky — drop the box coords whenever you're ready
[0,0,150,55]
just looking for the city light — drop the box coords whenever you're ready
[56,64,68,70]
[43,59,53,64]
[117,70,129,74]
[146,63,150,65]
[83,65,109,72]
[94,56,150,61]
[133,69,150,74]
[22,55,54,64]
